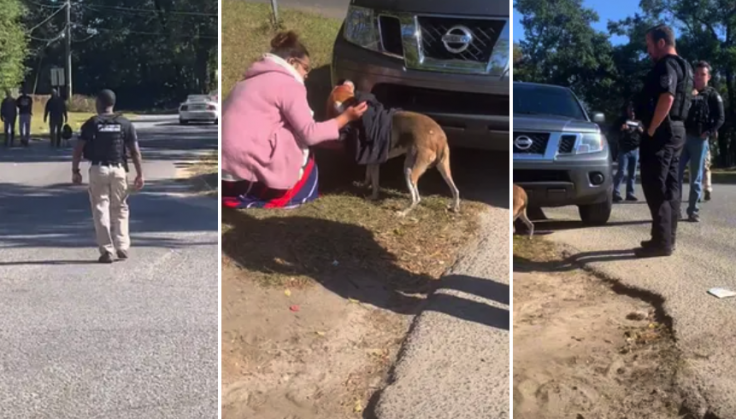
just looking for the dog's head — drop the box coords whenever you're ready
[325,80,357,119]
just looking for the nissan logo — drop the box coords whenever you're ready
[514,136,534,150]
[441,25,473,54]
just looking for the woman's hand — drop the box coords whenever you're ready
[344,102,368,121]
[335,101,369,129]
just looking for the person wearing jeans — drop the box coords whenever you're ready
[613,103,642,202]
[16,89,33,145]
[679,61,724,222]
[1,90,17,147]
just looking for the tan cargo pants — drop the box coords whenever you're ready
[703,144,712,193]
[88,165,130,255]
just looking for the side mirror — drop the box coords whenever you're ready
[592,113,605,124]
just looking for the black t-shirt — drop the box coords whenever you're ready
[638,54,691,127]
[80,114,137,162]
[615,116,642,151]
[16,95,33,115]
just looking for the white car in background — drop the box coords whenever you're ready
[179,93,218,125]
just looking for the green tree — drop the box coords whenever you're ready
[514,0,618,115]
[0,0,28,90]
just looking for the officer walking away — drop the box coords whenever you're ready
[72,89,145,263]
[613,101,643,202]
[635,24,694,258]
[1,90,17,147]
[16,87,33,146]
[45,88,68,148]
[679,61,723,220]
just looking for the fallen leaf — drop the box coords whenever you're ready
[289,305,299,312]
[354,400,363,413]
[348,298,359,304]
[284,289,291,297]
[316,331,326,337]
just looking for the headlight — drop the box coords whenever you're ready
[343,6,381,51]
[575,133,604,154]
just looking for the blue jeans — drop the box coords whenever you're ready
[678,135,708,216]
[613,148,639,198]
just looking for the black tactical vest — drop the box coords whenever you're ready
[686,87,714,135]
[669,55,694,121]
[83,115,126,163]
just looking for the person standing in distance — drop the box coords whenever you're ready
[45,88,68,148]
[679,61,723,221]
[1,90,17,147]
[612,101,643,202]
[635,24,694,258]
[16,87,33,146]
[72,89,144,263]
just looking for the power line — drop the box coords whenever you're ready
[27,4,65,32]
[90,26,217,39]
[28,0,216,17]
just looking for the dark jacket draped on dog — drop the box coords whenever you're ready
[339,91,397,165]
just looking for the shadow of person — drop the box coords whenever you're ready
[222,209,509,330]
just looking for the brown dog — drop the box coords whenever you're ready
[326,81,460,217]
[513,184,534,237]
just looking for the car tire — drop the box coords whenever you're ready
[578,194,612,226]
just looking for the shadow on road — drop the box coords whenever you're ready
[514,248,638,273]
[222,209,509,330]
[0,180,217,251]
[520,219,652,235]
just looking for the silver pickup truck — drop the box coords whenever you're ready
[513,82,613,226]
[329,0,510,151]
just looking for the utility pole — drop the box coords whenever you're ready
[65,0,72,100]
[271,0,279,27]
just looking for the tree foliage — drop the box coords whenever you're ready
[21,0,217,110]
[0,0,28,90]
[515,0,736,166]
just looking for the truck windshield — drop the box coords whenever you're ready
[513,84,586,121]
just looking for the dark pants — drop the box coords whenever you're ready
[613,148,639,199]
[49,119,63,147]
[3,115,16,146]
[640,121,685,249]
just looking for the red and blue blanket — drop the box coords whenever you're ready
[222,157,320,209]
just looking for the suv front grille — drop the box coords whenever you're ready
[417,17,504,64]
[513,132,549,155]
[558,135,576,153]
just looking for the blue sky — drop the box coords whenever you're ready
[513,0,642,46]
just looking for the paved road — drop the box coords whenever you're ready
[374,155,510,419]
[248,0,349,19]
[537,182,736,418]
[0,116,219,418]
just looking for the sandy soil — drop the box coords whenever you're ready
[513,265,684,419]
[221,260,415,419]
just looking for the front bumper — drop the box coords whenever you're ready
[330,32,509,151]
[179,110,218,122]
[513,156,613,207]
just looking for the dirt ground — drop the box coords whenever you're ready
[221,259,416,419]
[513,239,684,419]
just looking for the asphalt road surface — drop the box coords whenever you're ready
[0,116,219,418]
[538,182,736,418]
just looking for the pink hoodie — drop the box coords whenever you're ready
[221,56,339,190]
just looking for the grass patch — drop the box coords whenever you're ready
[513,235,558,265]
[221,0,341,99]
[176,151,218,197]
[223,194,485,288]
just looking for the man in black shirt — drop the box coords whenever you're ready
[45,88,68,148]
[635,24,694,258]
[16,88,33,146]
[679,61,724,216]
[72,89,145,263]
[612,102,643,202]
[1,90,17,147]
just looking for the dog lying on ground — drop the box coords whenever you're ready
[326,81,460,217]
[513,184,534,237]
